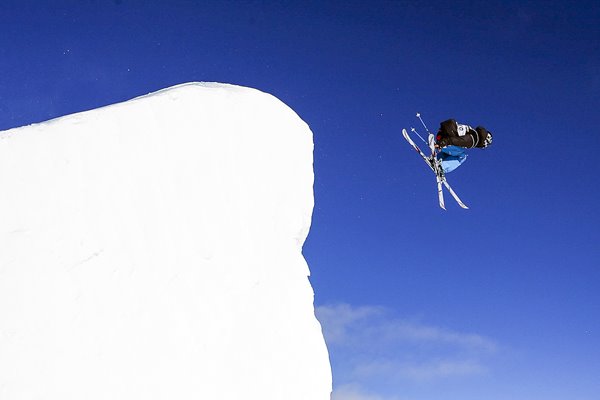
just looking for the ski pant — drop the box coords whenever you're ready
[437,145,467,173]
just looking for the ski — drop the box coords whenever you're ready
[402,128,468,210]
[402,128,446,209]
[437,173,445,210]
[442,179,469,209]
[427,133,446,210]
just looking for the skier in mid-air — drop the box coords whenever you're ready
[434,119,493,174]
[401,114,493,209]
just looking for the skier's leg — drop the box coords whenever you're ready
[440,145,466,157]
[437,148,467,174]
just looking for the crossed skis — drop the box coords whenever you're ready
[402,128,468,210]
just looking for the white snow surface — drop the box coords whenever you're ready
[0,82,331,399]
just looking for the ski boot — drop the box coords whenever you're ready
[428,156,444,179]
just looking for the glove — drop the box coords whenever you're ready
[436,136,451,148]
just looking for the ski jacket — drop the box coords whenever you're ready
[437,119,490,149]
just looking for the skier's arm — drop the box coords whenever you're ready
[446,134,476,148]
[436,133,475,148]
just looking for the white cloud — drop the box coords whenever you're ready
[316,303,497,354]
[331,384,403,400]
[315,303,384,345]
[378,320,498,353]
[354,358,488,382]
[316,303,499,393]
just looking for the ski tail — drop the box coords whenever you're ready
[442,179,469,209]
[437,176,445,210]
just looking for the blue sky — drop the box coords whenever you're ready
[1,1,599,399]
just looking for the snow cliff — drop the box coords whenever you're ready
[0,82,331,399]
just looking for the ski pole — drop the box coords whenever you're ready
[410,127,428,145]
[416,113,432,135]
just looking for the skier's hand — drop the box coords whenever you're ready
[436,137,450,148]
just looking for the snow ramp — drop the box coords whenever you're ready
[0,82,332,399]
